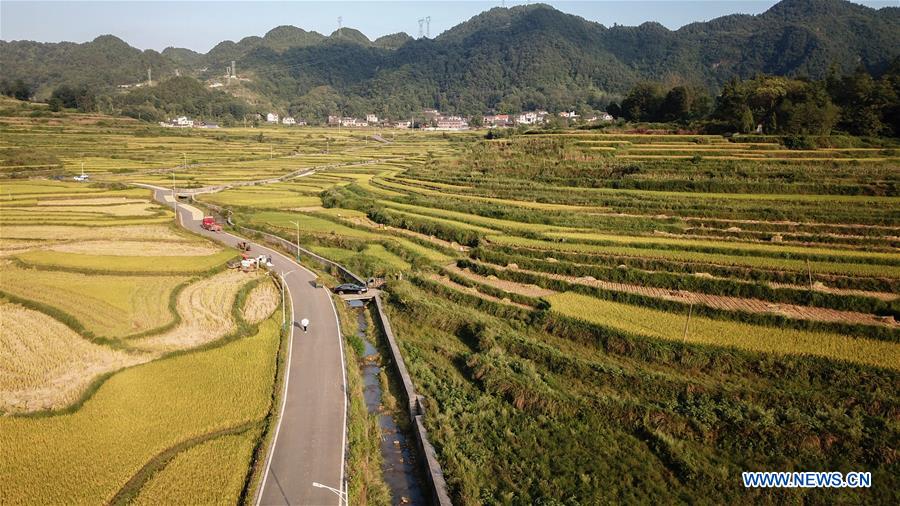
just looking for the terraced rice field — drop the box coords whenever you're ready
[0,266,186,339]
[133,269,250,353]
[4,103,898,503]
[130,428,263,506]
[546,291,900,371]
[0,318,280,503]
[0,301,151,413]
[0,166,282,503]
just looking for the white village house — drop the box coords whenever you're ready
[266,112,279,123]
[515,111,549,125]
[160,116,194,128]
[435,115,469,131]
[483,114,511,128]
[282,116,296,126]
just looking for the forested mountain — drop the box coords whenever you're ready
[2,0,898,116]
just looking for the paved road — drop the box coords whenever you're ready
[150,188,347,506]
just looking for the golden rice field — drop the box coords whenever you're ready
[0,301,151,414]
[14,249,236,273]
[132,269,254,353]
[0,317,280,504]
[44,239,222,256]
[130,428,263,506]
[3,102,899,503]
[0,175,279,503]
[3,201,161,216]
[547,292,900,371]
[0,224,194,241]
[0,265,185,339]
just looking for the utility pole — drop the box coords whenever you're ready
[290,221,300,261]
[806,259,813,291]
[682,300,693,342]
[280,272,286,332]
[172,163,177,220]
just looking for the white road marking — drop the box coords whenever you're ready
[325,289,349,505]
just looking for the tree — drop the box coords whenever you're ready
[606,102,622,119]
[828,67,897,136]
[1,79,31,100]
[660,86,690,122]
[620,82,665,121]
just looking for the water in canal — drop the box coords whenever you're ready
[353,305,426,505]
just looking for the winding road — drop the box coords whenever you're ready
[147,187,348,506]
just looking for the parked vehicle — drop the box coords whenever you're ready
[333,283,368,295]
[201,216,222,232]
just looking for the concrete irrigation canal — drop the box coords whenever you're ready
[350,300,426,505]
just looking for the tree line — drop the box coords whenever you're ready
[5,60,898,138]
[607,61,900,137]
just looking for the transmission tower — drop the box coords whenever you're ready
[147,67,152,86]
[418,18,425,39]
[425,16,431,38]
[337,16,343,37]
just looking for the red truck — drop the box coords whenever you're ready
[201,216,222,232]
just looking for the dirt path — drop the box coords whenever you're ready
[766,282,897,302]
[346,215,469,252]
[443,264,555,298]
[483,262,897,328]
[426,273,534,309]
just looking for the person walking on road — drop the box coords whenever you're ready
[301,318,309,333]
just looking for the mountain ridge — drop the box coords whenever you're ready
[1,0,897,114]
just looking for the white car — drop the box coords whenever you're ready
[73,174,89,182]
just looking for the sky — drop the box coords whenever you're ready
[1,0,896,52]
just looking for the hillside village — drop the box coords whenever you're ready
[161,109,614,130]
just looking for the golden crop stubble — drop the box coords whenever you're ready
[0,302,152,414]
[131,270,255,353]
[241,281,280,325]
